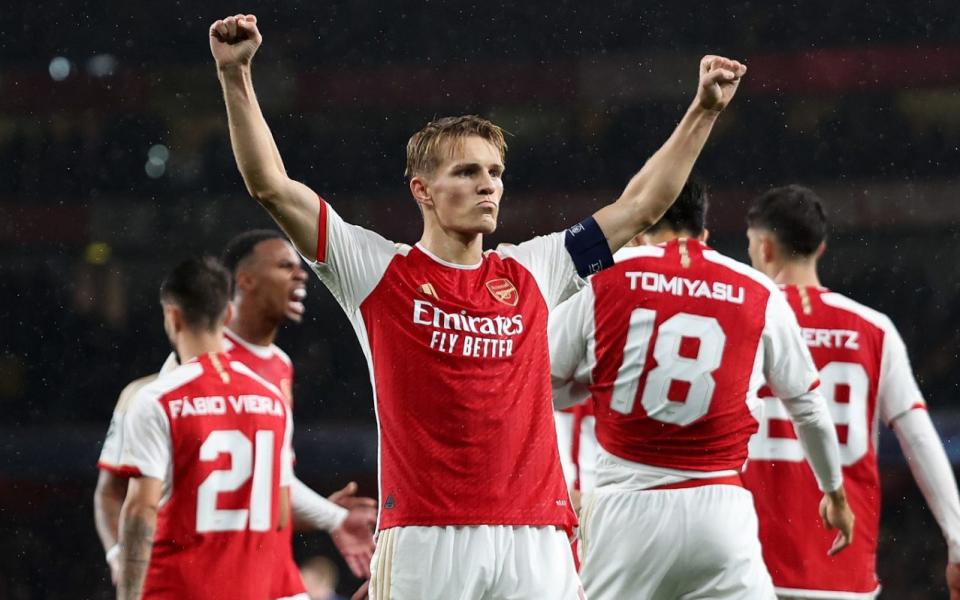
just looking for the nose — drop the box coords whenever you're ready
[478,172,495,196]
[293,264,307,281]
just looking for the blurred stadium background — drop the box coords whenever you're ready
[1,1,959,597]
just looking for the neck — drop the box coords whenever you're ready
[176,330,226,364]
[772,259,821,287]
[229,298,280,347]
[418,227,484,265]
[628,228,696,247]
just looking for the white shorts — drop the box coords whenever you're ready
[579,484,775,600]
[368,525,585,600]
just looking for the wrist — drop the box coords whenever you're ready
[826,487,847,505]
[329,505,349,532]
[217,62,252,78]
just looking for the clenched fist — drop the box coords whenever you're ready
[209,14,262,69]
[696,55,747,113]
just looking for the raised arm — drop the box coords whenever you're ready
[594,55,746,252]
[210,14,320,257]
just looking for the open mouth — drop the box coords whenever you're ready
[287,287,306,317]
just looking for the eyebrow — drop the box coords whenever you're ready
[450,161,505,171]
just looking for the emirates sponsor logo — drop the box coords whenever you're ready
[485,278,519,306]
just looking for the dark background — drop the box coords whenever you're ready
[1,1,959,597]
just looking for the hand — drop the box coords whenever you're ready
[331,503,377,578]
[569,488,582,515]
[696,55,747,113]
[351,580,370,600]
[947,562,960,600]
[209,14,262,69]
[329,481,378,511]
[819,489,855,556]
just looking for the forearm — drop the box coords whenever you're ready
[93,472,126,552]
[894,409,960,561]
[291,476,348,531]
[117,505,156,600]
[218,64,289,200]
[618,103,719,228]
[784,390,844,492]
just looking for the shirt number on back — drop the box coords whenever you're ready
[611,311,726,426]
[750,361,869,466]
[196,430,275,532]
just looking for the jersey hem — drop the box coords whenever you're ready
[773,584,881,599]
[377,516,577,531]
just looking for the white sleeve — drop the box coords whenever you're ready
[893,409,960,562]
[762,291,820,399]
[118,391,171,481]
[498,232,585,309]
[877,319,926,425]
[549,285,596,409]
[781,389,844,492]
[97,406,126,469]
[290,476,349,532]
[306,199,400,313]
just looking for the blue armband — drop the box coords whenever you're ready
[564,216,614,278]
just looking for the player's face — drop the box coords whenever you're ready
[243,239,308,323]
[423,136,505,236]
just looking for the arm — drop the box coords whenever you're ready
[94,470,128,584]
[210,14,319,257]
[548,285,594,409]
[593,56,746,252]
[117,476,162,600]
[892,409,960,563]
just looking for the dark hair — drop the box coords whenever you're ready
[746,185,827,257]
[646,179,709,237]
[221,229,288,277]
[159,257,231,331]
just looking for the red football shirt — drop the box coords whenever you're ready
[118,353,293,600]
[743,286,925,597]
[549,240,819,477]
[308,198,584,531]
[224,330,305,600]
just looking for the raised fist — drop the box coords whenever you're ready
[209,14,262,69]
[696,55,747,113]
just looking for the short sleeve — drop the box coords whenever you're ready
[877,319,926,425]
[118,391,172,481]
[98,374,159,473]
[762,291,820,399]
[306,198,402,313]
[549,285,597,409]
[498,232,584,309]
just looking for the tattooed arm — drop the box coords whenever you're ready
[117,477,162,600]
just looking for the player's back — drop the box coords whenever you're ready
[744,286,919,596]
[121,352,291,600]
[588,239,778,472]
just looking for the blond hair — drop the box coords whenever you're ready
[405,115,507,179]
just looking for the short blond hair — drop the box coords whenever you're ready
[405,115,507,179]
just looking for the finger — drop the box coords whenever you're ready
[346,555,366,578]
[702,69,737,88]
[827,531,851,556]
[225,16,238,40]
[211,20,228,40]
[351,580,370,600]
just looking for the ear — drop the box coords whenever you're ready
[699,228,710,243]
[222,302,234,327]
[163,303,184,336]
[761,233,777,265]
[814,240,827,260]
[235,271,255,293]
[409,176,433,209]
